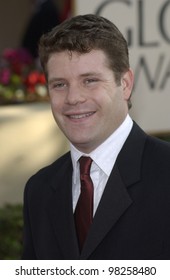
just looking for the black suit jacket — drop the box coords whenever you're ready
[22,123,170,259]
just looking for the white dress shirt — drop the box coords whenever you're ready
[70,114,133,216]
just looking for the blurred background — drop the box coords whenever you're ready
[0,0,71,259]
[0,0,72,205]
[0,0,170,259]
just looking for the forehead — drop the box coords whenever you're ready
[47,49,110,75]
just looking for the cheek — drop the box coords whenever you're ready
[100,91,123,119]
[49,93,63,112]
[97,91,116,111]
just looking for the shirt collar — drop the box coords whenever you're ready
[70,114,133,184]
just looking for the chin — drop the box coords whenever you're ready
[71,138,91,148]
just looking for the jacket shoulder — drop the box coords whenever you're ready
[146,134,170,158]
[25,151,71,188]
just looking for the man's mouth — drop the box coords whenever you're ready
[67,112,95,119]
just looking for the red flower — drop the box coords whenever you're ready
[3,48,33,75]
[3,48,33,65]
[24,71,46,93]
[0,47,47,103]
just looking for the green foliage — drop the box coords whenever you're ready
[0,204,23,260]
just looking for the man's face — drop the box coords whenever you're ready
[47,50,133,153]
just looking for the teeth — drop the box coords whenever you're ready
[70,112,93,119]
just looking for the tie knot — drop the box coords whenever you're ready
[79,156,92,176]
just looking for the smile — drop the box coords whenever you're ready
[68,112,95,119]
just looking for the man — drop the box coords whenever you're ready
[22,14,170,259]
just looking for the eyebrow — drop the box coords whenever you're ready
[48,77,65,84]
[79,72,103,78]
[48,72,103,84]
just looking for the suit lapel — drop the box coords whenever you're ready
[47,156,80,259]
[80,123,147,259]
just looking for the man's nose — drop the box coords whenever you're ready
[65,84,86,105]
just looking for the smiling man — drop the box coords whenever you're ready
[22,14,170,260]
[47,49,133,153]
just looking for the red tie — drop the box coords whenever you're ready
[74,156,93,251]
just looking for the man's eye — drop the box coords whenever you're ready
[56,82,65,88]
[51,82,66,89]
[85,78,98,84]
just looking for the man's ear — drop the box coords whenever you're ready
[121,68,134,101]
